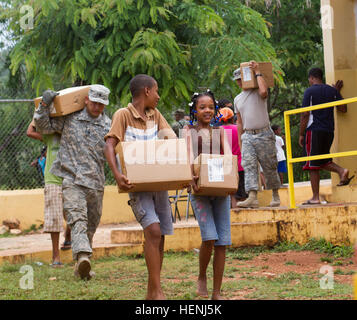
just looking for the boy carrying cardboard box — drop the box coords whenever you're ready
[104,74,177,300]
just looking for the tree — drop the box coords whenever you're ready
[2,0,281,112]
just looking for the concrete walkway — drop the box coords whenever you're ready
[0,219,199,264]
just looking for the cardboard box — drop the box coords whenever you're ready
[240,62,274,90]
[193,154,238,196]
[34,86,91,117]
[115,139,192,193]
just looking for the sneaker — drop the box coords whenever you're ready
[76,253,91,280]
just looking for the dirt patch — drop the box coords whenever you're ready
[237,250,354,277]
[223,250,356,299]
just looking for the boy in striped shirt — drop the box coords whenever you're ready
[104,74,176,300]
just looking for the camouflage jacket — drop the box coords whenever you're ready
[172,119,188,137]
[34,103,111,190]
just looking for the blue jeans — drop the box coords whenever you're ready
[191,195,231,246]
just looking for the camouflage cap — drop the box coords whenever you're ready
[232,68,241,81]
[174,109,185,115]
[88,84,110,106]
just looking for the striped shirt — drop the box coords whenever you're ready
[105,103,176,142]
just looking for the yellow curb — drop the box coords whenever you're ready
[111,222,279,250]
[0,244,143,266]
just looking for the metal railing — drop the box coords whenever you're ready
[284,96,357,208]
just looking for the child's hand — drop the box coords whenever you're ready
[116,174,133,191]
[191,175,200,193]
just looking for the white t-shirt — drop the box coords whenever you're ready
[234,89,270,130]
[275,135,286,162]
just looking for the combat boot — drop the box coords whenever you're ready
[75,253,91,280]
[269,189,281,207]
[236,191,259,208]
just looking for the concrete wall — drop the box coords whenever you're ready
[322,0,357,197]
[232,203,357,246]
[0,187,193,230]
[0,183,331,230]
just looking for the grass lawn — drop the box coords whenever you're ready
[0,239,355,300]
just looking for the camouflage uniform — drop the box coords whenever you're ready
[172,119,188,138]
[34,103,111,260]
[241,128,281,192]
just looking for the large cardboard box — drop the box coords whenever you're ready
[240,62,274,90]
[34,86,91,117]
[115,139,192,193]
[193,154,238,196]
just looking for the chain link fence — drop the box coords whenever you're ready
[0,97,116,190]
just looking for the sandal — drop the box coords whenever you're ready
[61,241,72,250]
[50,261,64,268]
[301,200,321,205]
[337,175,355,187]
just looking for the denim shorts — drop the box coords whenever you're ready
[191,195,231,246]
[128,191,173,235]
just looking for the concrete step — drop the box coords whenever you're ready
[110,221,279,250]
[0,243,143,265]
[257,179,332,207]
[232,203,357,246]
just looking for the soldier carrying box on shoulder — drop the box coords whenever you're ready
[34,84,111,280]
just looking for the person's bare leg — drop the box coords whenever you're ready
[279,172,284,185]
[197,240,214,297]
[230,195,237,208]
[143,223,165,300]
[212,245,226,300]
[322,162,349,183]
[64,225,71,242]
[260,172,267,190]
[159,235,165,271]
[309,170,321,202]
[50,232,60,263]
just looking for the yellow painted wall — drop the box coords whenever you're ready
[322,0,357,196]
[0,183,329,230]
[0,187,192,230]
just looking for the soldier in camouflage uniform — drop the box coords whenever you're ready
[171,109,188,137]
[233,61,281,208]
[34,85,111,280]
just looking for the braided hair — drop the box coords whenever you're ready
[188,89,222,125]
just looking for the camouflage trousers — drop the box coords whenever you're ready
[62,179,104,260]
[241,128,281,192]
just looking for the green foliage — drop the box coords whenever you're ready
[274,238,354,258]
[2,0,279,111]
